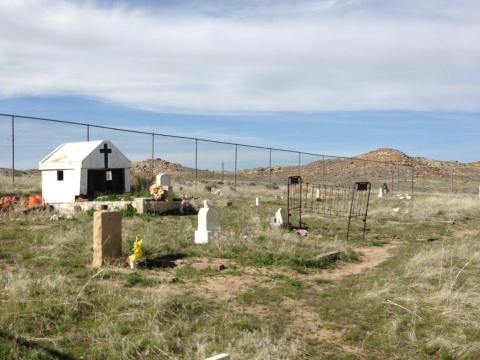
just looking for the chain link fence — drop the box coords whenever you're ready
[1,113,479,195]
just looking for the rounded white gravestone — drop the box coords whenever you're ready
[255,197,261,206]
[156,174,171,187]
[273,208,288,227]
[195,200,221,244]
[156,173,173,200]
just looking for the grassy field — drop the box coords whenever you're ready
[1,175,480,359]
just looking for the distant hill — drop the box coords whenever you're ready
[5,148,480,188]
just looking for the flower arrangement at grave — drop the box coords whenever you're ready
[149,184,166,201]
[179,196,196,215]
[129,235,144,269]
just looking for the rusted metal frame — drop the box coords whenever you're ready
[299,179,303,228]
[346,183,357,241]
[287,177,291,226]
[362,182,372,238]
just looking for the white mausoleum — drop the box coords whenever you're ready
[39,140,131,203]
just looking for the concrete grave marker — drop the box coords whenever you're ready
[156,173,171,187]
[205,354,230,360]
[255,196,261,206]
[272,208,288,227]
[92,210,122,267]
[195,200,221,244]
[156,173,173,200]
[378,187,383,198]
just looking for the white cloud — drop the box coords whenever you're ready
[0,0,479,113]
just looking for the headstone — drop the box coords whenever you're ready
[315,188,321,200]
[156,173,173,200]
[92,211,122,267]
[156,173,171,187]
[378,187,383,198]
[205,354,230,360]
[195,200,221,244]
[272,208,287,227]
[255,196,261,206]
[382,183,390,194]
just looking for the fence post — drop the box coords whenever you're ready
[234,144,238,187]
[298,152,301,177]
[450,170,454,193]
[86,124,90,141]
[11,115,15,184]
[151,133,155,180]
[322,155,325,185]
[397,164,400,192]
[269,148,272,188]
[195,139,198,186]
[411,166,414,195]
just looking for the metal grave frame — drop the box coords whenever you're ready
[287,176,372,240]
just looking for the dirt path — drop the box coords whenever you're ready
[95,241,402,357]
[316,241,401,281]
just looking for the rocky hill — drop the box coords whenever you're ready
[130,148,480,187]
[131,158,188,175]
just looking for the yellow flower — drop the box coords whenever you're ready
[129,236,144,262]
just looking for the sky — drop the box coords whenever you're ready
[0,0,479,168]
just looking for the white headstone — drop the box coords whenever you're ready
[205,354,230,360]
[195,200,221,244]
[378,187,383,198]
[315,188,321,200]
[272,208,288,227]
[156,173,171,187]
[255,196,261,206]
[156,173,173,200]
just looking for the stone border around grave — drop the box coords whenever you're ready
[51,198,181,216]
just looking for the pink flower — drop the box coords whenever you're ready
[296,229,308,237]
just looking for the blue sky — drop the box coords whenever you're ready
[0,1,479,168]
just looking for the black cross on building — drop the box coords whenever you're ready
[100,143,112,168]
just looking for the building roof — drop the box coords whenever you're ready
[39,140,130,170]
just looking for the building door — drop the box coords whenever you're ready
[87,169,125,198]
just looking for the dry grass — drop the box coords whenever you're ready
[2,173,480,358]
[370,192,480,222]
[0,172,41,196]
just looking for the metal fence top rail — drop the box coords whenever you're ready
[1,112,409,167]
